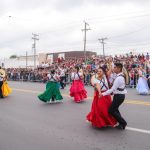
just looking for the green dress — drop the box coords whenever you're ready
[38,81,63,103]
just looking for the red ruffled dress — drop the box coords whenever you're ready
[86,76,117,128]
[70,72,87,102]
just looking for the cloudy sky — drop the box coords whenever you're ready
[1,0,150,58]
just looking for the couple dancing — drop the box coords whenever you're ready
[87,63,127,130]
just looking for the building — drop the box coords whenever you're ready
[0,50,97,68]
[0,55,39,68]
[39,51,97,64]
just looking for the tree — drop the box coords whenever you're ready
[9,55,17,59]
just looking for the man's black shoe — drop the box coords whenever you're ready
[116,124,123,129]
[116,124,127,130]
[122,123,127,130]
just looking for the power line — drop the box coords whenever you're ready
[110,25,150,39]
[86,9,150,21]
[87,13,150,24]
[8,10,150,26]
[2,12,150,46]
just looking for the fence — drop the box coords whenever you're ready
[7,71,150,88]
[7,72,93,85]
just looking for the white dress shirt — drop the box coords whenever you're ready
[60,69,65,77]
[102,72,127,96]
[109,73,117,85]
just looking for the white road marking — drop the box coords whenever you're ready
[10,88,150,134]
[126,127,150,134]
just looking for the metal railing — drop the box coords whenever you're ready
[7,72,150,88]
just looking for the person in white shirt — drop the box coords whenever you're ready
[101,63,127,130]
[59,66,66,89]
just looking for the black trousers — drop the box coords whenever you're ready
[130,77,137,88]
[108,94,127,126]
[147,78,150,89]
[0,81,3,98]
[60,76,66,89]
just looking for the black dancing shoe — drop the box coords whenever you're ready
[51,96,55,102]
[116,123,127,130]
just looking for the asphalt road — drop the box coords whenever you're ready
[0,81,150,150]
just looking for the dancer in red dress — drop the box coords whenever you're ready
[70,66,87,103]
[86,67,117,128]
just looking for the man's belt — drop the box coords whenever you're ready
[117,88,125,91]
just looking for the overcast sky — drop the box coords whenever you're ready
[1,0,150,58]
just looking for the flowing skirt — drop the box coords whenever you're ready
[86,91,117,128]
[70,80,87,102]
[136,77,149,95]
[2,81,12,97]
[38,81,63,103]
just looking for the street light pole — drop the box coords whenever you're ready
[26,51,28,69]
[32,33,39,69]
[82,21,91,61]
[98,38,107,57]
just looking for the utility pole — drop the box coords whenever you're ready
[82,21,91,61]
[98,38,107,57]
[26,51,28,69]
[32,33,39,69]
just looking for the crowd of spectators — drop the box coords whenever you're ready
[4,52,150,87]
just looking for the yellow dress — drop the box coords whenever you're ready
[1,81,12,97]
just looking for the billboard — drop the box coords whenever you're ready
[58,53,65,59]
[47,54,53,63]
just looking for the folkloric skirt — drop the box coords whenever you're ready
[70,80,87,102]
[38,81,63,103]
[86,91,117,128]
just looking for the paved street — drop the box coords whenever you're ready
[0,81,150,150]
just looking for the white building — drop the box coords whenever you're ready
[0,57,39,68]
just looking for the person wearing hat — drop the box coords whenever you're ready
[0,66,5,98]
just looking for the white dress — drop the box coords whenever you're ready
[136,70,149,95]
